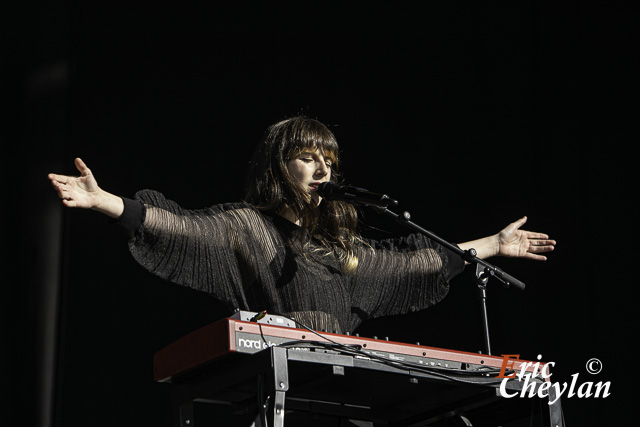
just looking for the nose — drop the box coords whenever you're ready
[315,161,329,178]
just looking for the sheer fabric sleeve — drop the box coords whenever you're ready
[350,234,464,322]
[126,189,263,311]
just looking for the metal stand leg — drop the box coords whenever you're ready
[270,346,289,427]
[176,401,194,427]
[475,264,492,356]
[543,386,564,427]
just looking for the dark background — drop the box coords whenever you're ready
[8,2,638,426]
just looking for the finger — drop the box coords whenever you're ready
[55,185,70,200]
[50,179,65,189]
[74,157,91,176]
[526,238,555,247]
[512,216,528,229]
[52,185,65,199]
[521,230,550,240]
[529,245,555,253]
[524,253,548,261]
[531,239,556,246]
[50,180,66,198]
[62,198,77,208]
[50,179,73,197]
[48,173,71,184]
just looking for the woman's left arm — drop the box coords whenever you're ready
[458,216,555,262]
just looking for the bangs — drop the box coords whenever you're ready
[288,140,339,164]
[282,118,340,165]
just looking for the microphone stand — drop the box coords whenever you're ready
[371,206,526,356]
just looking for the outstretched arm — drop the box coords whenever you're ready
[48,158,124,219]
[458,216,555,262]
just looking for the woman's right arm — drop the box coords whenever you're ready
[48,158,124,219]
[48,158,250,310]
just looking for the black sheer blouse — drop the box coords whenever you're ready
[118,190,465,333]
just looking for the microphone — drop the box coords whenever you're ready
[317,182,398,208]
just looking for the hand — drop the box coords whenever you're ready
[48,158,102,209]
[497,216,555,261]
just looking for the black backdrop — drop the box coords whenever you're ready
[9,2,638,427]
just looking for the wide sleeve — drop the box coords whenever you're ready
[125,189,260,311]
[350,233,465,321]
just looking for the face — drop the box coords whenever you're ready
[286,149,333,205]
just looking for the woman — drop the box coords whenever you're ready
[48,116,555,334]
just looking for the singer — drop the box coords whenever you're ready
[48,115,555,336]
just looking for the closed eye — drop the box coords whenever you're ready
[296,153,332,168]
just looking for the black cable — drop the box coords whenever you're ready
[253,312,517,386]
[273,338,513,386]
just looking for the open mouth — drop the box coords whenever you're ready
[309,182,321,191]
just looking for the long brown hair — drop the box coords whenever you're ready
[244,116,360,272]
